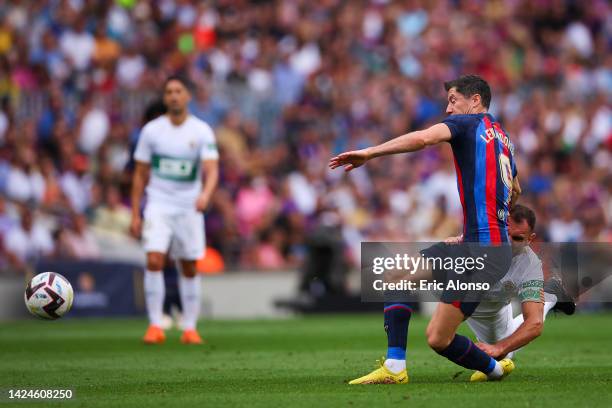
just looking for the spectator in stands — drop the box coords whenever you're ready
[0,0,609,272]
[59,212,100,259]
[60,154,92,214]
[93,185,131,237]
[4,205,54,269]
[5,145,45,204]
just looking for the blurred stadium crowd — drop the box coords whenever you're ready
[0,0,610,274]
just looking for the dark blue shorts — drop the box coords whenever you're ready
[420,242,512,317]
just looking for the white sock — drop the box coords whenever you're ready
[487,360,504,379]
[513,294,558,331]
[178,274,201,331]
[144,270,165,327]
[510,315,525,357]
[384,358,406,374]
[512,314,524,332]
[543,294,558,318]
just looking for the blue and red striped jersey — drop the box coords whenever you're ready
[442,113,517,244]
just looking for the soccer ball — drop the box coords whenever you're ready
[24,272,74,319]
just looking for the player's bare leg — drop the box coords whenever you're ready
[177,259,203,344]
[143,252,167,344]
[426,302,464,350]
[427,302,513,381]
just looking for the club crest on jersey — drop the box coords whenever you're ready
[502,280,516,293]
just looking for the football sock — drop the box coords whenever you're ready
[512,313,524,331]
[437,334,502,377]
[487,360,504,379]
[178,274,201,331]
[144,270,165,327]
[384,358,406,373]
[543,294,558,317]
[384,303,412,373]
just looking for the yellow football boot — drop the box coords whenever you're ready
[348,358,409,385]
[470,358,515,382]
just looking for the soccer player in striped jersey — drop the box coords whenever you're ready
[330,75,520,384]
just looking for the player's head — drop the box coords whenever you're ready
[444,75,491,115]
[163,75,192,115]
[508,204,536,250]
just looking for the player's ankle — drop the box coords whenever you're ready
[486,360,504,379]
[384,358,406,374]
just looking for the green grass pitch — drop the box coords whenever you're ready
[1,313,611,407]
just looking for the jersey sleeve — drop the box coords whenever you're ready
[133,126,152,163]
[200,123,219,161]
[441,114,473,140]
[511,159,518,178]
[518,257,544,303]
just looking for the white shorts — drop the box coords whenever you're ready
[466,304,515,345]
[142,204,205,260]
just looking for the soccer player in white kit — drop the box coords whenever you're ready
[449,205,573,381]
[130,76,219,345]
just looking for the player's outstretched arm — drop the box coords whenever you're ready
[130,161,150,238]
[477,301,543,358]
[329,123,452,172]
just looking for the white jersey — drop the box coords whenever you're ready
[134,115,219,210]
[472,246,544,318]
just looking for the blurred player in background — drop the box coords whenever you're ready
[130,76,219,344]
[331,75,519,384]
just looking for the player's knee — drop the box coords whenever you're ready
[426,328,453,352]
[179,261,197,278]
[146,254,165,271]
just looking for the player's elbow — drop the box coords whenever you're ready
[407,132,428,150]
[528,318,544,338]
[421,131,443,148]
[533,320,543,337]
[515,184,522,196]
[512,187,521,202]
[511,179,522,199]
[133,171,143,185]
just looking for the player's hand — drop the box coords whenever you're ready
[195,193,211,212]
[130,215,142,239]
[329,149,372,172]
[444,234,463,245]
[475,342,504,359]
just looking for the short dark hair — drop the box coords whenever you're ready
[444,74,491,109]
[142,99,167,125]
[164,75,193,92]
[510,204,536,231]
